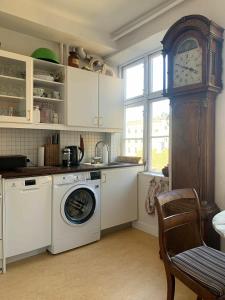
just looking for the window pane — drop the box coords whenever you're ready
[125,106,144,138]
[125,139,143,157]
[151,54,163,92]
[150,137,169,173]
[124,62,144,99]
[151,100,169,136]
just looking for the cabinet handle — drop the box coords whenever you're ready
[99,117,103,127]
[27,110,31,121]
[93,117,98,125]
[102,173,107,183]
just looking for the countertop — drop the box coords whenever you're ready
[0,163,144,179]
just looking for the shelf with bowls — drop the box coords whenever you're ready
[33,96,64,102]
[33,77,64,86]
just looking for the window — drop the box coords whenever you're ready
[122,50,170,174]
[150,53,164,93]
[149,99,169,172]
[123,60,144,100]
[124,105,144,157]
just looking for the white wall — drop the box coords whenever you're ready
[133,173,169,237]
[118,0,225,206]
[116,0,225,208]
[0,26,59,57]
[121,0,225,248]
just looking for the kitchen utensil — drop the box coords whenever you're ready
[62,148,71,167]
[31,48,59,64]
[44,144,60,166]
[80,135,84,152]
[52,112,59,124]
[53,91,60,99]
[65,145,84,166]
[0,155,27,170]
[33,87,44,97]
[35,74,54,81]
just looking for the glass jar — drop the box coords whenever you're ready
[33,106,40,123]
[68,48,80,68]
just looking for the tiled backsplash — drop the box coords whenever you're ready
[60,131,108,163]
[0,128,121,166]
[0,128,54,165]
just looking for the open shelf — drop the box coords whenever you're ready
[33,96,64,102]
[33,77,64,86]
[0,94,25,100]
[0,74,25,82]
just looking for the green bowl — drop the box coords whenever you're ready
[31,48,59,64]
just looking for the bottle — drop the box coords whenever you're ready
[33,106,40,123]
[68,47,80,68]
[102,144,109,164]
[52,112,59,124]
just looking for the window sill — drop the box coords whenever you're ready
[140,171,169,180]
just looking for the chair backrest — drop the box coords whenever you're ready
[155,188,204,262]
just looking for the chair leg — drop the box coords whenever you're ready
[166,274,175,300]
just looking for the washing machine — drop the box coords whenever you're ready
[49,171,101,254]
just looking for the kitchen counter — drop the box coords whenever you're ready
[0,163,144,179]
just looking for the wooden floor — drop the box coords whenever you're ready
[0,228,195,300]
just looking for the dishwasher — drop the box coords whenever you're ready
[4,176,52,258]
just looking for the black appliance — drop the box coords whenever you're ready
[65,146,84,166]
[0,155,27,170]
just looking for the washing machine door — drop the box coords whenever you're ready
[61,186,96,225]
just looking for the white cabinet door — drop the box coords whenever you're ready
[0,49,33,123]
[67,67,99,127]
[99,74,123,130]
[101,166,144,230]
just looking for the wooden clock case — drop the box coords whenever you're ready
[162,15,224,249]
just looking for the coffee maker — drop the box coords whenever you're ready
[62,146,84,166]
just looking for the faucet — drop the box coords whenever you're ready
[94,141,109,164]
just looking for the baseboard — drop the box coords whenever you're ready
[6,247,48,264]
[132,221,158,237]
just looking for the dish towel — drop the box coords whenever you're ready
[145,177,168,215]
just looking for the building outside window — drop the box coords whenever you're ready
[122,51,169,174]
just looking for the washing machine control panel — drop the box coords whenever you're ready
[54,172,92,185]
[73,174,86,181]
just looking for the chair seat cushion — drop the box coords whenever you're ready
[171,246,225,296]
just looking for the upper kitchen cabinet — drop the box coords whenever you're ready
[99,74,123,130]
[66,67,123,131]
[67,67,99,128]
[0,50,32,123]
[33,59,65,125]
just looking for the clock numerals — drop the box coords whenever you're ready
[173,46,202,88]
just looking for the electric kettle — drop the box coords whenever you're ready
[65,146,84,166]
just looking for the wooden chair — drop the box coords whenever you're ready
[155,188,225,300]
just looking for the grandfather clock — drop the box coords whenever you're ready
[162,15,224,249]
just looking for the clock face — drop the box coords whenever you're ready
[173,38,202,88]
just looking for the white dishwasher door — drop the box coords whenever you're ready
[5,176,52,258]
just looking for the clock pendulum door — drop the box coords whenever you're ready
[162,15,224,249]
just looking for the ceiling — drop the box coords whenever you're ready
[37,0,168,32]
[0,0,185,56]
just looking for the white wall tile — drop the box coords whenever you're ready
[0,128,122,166]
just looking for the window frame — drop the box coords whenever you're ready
[122,58,145,104]
[148,98,170,173]
[121,49,170,175]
